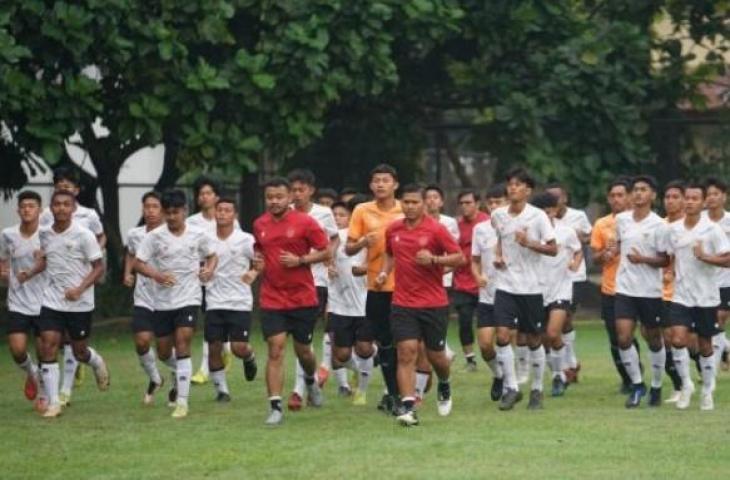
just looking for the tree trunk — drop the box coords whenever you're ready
[239,169,260,231]
[155,126,182,192]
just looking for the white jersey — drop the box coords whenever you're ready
[0,225,46,316]
[205,229,255,311]
[41,204,104,236]
[328,229,367,317]
[702,210,730,288]
[126,226,159,310]
[39,222,103,312]
[439,214,460,288]
[471,221,498,305]
[136,224,213,311]
[304,203,338,288]
[186,212,241,234]
[540,224,581,305]
[555,207,591,282]
[491,204,556,295]
[615,210,667,298]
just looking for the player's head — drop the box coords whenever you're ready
[141,191,162,227]
[50,190,76,223]
[400,183,425,221]
[287,168,316,209]
[52,167,80,197]
[663,180,685,218]
[457,189,480,219]
[606,177,630,214]
[193,176,220,211]
[704,176,727,211]
[530,191,559,219]
[263,177,292,217]
[684,181,706,216]
[316,188,338,208]
[17,190,42,224]
[215,196,238,228]
[424,184,445,215]
[630,174,657,208]
[484,183,507,213]
[161,189,188,229]
[544,182,568,212]
[369,164,399,201]
[504,167,535,204]
[339,187,358,204]
[331,201,351,230]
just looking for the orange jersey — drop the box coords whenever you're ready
[347,200,403,292]
[590,214,619,295]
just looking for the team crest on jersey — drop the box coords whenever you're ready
[394,235,400,242]
[65,241,75,251]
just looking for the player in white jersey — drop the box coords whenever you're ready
[204,197,258,402]
[614,175,670,408]
[531,193,582,397]
[545,183,591,384]
[471,185,508,401]
[123,191,173,405]
[34,190,110,418]
[328,199,375,405]
[0,191,46,409]
[665,182,730,410]
[287,169,339,410]
[703,177,730,370]
[491,168,557,411]
[135,189,217,418]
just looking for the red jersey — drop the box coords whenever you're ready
[253,210,329,310]
[453,212,489,295]
[386,215,461,308]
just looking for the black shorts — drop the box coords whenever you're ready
[493,290,545,334]
[154,306,198,338]
[131,307,155,334]
[666,303,719,338]
[476,303,496,328]
[261,307,318,344]
[546,300,571,313]
[205,310,251,343]
[614,294,663,328]
[600,294,615,324]
[450,290,479,309]
[330,313,373,347]
[390,306,449,351]
[6,311,40,337]
[317,286,328,319]
[38,307,92,341]
[366,291,393,346]
[719,287,730,312]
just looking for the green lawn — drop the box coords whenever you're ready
[0,319,728,479]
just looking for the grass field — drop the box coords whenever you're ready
[1,318,729,479]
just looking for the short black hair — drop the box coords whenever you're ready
[424,184,445,199]
[161,189,187,209]
[53,166,80,187]
[457,189,479,202]
[17,190,42,206]
[331,201,349,212]
[316,188,338,201]
[287,168,316,187]
[263,177,290,191]
[504,167,536,189]
[400,183,425,198]
[704,176,728,193]
[142,191,161,204]
[663,180,685,195]
[631,174,658,191]
[530,192,558,210]
[216,196,238,209]
[369,163,398,182]
[485,183,507,199]
[192,176,220,199]
[607,177,631,193]
[346,193,369,212]
[544,182,565,193]
[51,189,76,204]
[340,187,358,197]
[685,181,707,198]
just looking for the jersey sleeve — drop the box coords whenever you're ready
[136,234,155,263]
[577,211,592,235]
[448,219,460,242]
[471,227,482,257]
[437,223,461,255]
[322,210,339,239]
[348,205,365,241]
[567,229,582,253]
[82,230,103,262]
[590,219,605,251]
[654,222,669,254]
[125,229,138,254]
[538,211,556,243]
[711,225,730,255]
[242,233,256,260]
[88,210,104,236]
[307,217,329,251]
[198,232,214,259]
[0,232,8,260]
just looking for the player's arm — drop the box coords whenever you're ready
[590,224,612,266]
[0,258,8,285]
[134,258,174,286]
[417,225,465,267]
[694,245,730,268]
[15,249,46,284]
[375,251,394,288]
[65,257,104,301]
[471,255,487,288]
[199,252,218,282]
[627,249,669,268]
[123,249,136,287]
[517,235,557,256]
[96,232,107,249]
[569,248,584,272]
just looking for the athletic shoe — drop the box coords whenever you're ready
[490,376,504,401]
[223,349,233,372]
[676,382,695,410]
[317,365,330,388]
[527,389,543,410]
[700,392,714,411]
[265,409,284,426]
[377,394,394,414]
[625,383,647,409]
[215,392,231,403]
[42,404,62,418]
[92,358,110,391]
[143,378,164,405]
[352,389,367,406]
[74,364,85,387]
[24,374,39,401]
[396,410,419,427]
[243,358,257,382]
[288,392,303,411]
[664,390,681,404]
[551,377,567,397]
[498,389,523,411]
[59,392,71,407]
[190,370,208,385]
[437,382,452,416]
[648,387,662,407]
[465,360,477,373]
[167,386,178,408]
[338,385,353,397]
[171,404,188,418]
[307,383,324,407]
[620,383,632,395]
[390,398,406,417]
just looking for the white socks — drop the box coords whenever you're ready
[712,333,726,370]
[321,333,332,370]
[496,344,517,390]
[61,344,77,396]
[138,349,162,385]
[211,369,229,395]
[17,353,38,377]
[415,371,430,398]
[84,347,105,371]
[672,347,691,389]
[549,345,566,381]
[515,345,529,377]
[176,357,192,407]
[353,353,373,392]
[619,344,643,385]
[649,347,666,389]
[293,358,306,397]
[334,366,349,389]
[529,346,546,392]
[198,341,210,376]
[562,330,578,369]
[41,362,60,407]
[699,354,716,395]
[485,356,503,379]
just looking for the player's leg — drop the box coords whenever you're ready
[695,308,718,411]
[414,341,432,405]
[515,331,529,385]
[494,291,521,410]
[170,308,196,418]
[545,305,568,397]
[227,311,256,382]
[37,307,63,417]
[205,310,230,402]
[330,315,354,397]
[351,316,375,405]
[637,299,665,407]
[290,308,323,407]
[60,331,78,406]
[192,288,209,385]
[661,308,682,404]
[424,307,452,417]
[476,304,502,401]
[615,295,645,407]
[454,292,477,370]
[7,314,39,402]
[68,312,109,393]
[523,295,546,410]
[264,331,287,425]
[666,303,693,409]
[316,287,332,385]
[153,313,178,408]
[132,307,163,404]
[368,292,399,413]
